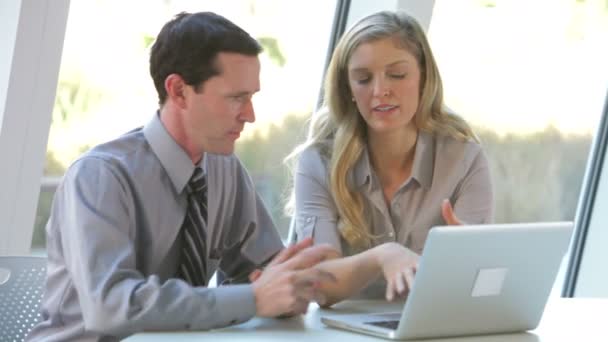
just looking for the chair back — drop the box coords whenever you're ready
[0,256,47,341]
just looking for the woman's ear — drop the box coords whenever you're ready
[164,73,187,109]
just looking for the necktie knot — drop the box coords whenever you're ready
[188,167,206,195]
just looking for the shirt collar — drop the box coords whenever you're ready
[143,112,205,195]
[352,130,435,191]
[353,146,373,190]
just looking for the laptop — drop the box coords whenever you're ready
[321,222,573,340]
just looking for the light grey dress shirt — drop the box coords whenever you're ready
[27,114,283,341]
[294,131,493,298]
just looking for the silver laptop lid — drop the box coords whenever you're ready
[397,221,573,339]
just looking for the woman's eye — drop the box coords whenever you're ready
[390,74,406,79]
[356,78,371,85]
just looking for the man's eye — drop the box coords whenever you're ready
[231,95,247,102]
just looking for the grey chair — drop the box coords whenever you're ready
[0,256,47,342]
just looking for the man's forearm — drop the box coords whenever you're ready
[78,275,256,336]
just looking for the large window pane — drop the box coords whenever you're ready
[428,0,608,295]
[32,0,337,251]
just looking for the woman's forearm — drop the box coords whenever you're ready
[314,245,384,307]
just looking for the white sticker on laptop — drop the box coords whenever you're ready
[471,267,508,297]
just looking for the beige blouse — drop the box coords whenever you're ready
[293,131,494,298]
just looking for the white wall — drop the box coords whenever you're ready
[0,0,70,255]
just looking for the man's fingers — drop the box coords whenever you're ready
[282,244,338,270]
[266,248,291,268]
[293,268,337,287]
[249,269,262,282]
[269,237,314,267]
[293,282,320,301]
[313,290,328,306]
[292,298,310,315]
[441,199,462,225]
[285,269,336,307]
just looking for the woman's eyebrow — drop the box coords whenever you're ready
[349,60,411,73]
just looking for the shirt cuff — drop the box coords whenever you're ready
[196,284,256,328]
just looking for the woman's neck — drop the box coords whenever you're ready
[367,124,418,202]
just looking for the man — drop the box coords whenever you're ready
[28,12,335,341]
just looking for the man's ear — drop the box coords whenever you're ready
[165,73,187,109]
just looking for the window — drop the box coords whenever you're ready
[32,0,337,250]
[565,90,608,297]
[427,0,608,294]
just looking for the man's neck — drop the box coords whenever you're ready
[159,105,202,165]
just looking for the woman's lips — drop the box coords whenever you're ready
[372,104,398,115]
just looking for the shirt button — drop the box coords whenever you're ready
[306,217,312,222]
[388,232,395,237]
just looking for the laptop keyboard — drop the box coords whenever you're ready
[366,320,400,330]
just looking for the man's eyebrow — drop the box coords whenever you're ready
[226,90,255,97]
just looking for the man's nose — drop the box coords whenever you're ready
[239,100,255,123]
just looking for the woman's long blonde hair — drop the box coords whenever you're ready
[288,11,477,248]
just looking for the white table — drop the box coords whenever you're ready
[125,298,608,341]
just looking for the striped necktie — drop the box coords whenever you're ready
[178,167,208,286]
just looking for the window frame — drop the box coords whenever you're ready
[5,1,604,299]
[0,0,70,255]
[563,90,608,297]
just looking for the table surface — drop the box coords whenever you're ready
[125,298,608,341]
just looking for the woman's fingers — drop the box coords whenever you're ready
[387,267,416,301]
[404,268,415,291]
[386,277,395,301]
[441,199,463,225]
[395,271,406,295]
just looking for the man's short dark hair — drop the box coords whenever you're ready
[150,12,262,105]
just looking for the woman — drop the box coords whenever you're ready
[288,10,493,306]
